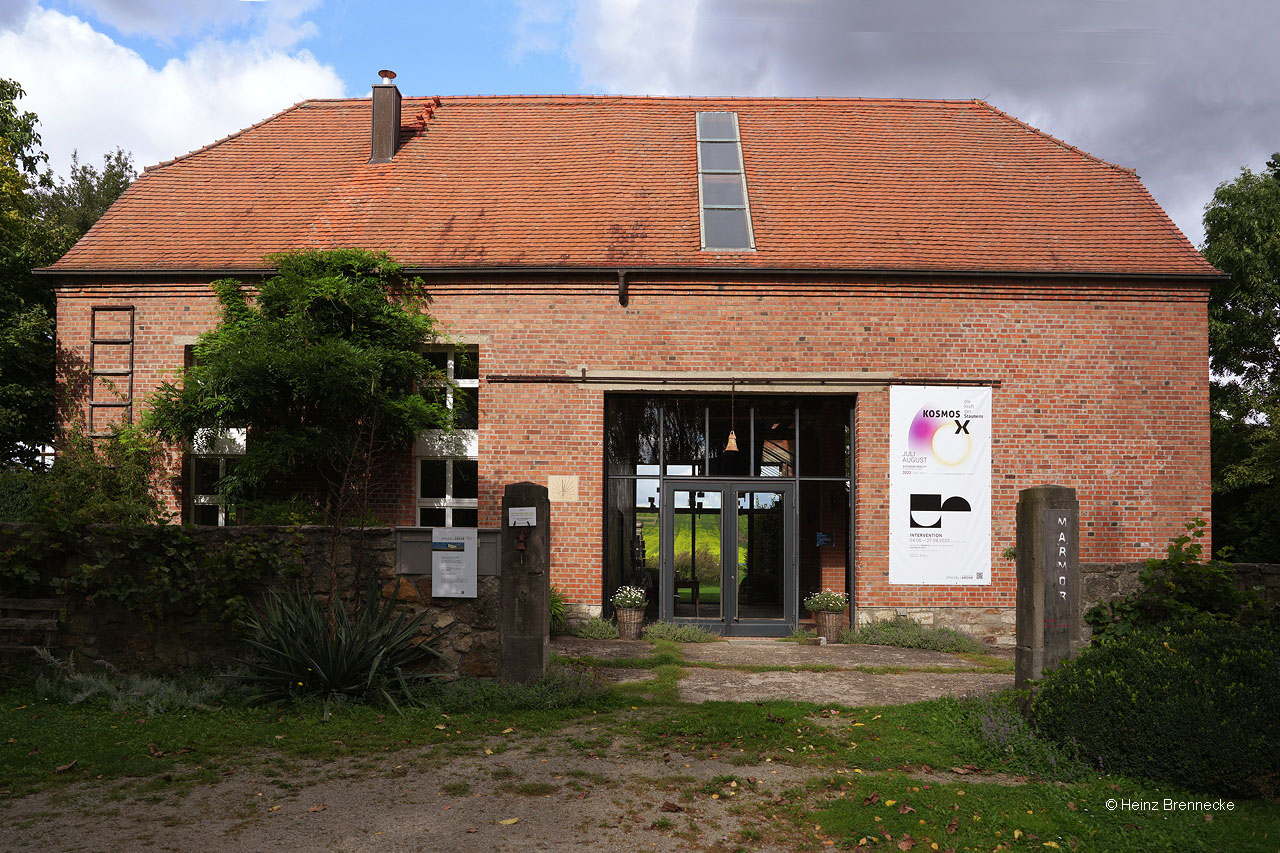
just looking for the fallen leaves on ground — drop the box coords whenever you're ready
[307,804,327,813]
[498,818,519,826]
[54,760,77,773]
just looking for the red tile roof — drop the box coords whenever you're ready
[49,95,1217,277]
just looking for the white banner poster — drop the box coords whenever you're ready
[889,386,992,585]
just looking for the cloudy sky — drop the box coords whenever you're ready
[2,0,1277,247]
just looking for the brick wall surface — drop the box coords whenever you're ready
[56,276,1211,614]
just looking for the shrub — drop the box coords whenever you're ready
[840,616,985,654]
[956,690,1086,781]
[236,581,442,718]
[803,589,849,613]
[1085,518,1273,640]
[1030,622,1280,797]
[570,617,619,640]
[30,426,164,526]
[549,586,568,635]
[674,547,719,583]
[641,622,720,643]
[417,665,612,712]
[1,426,169,597]
[0,466,36,523]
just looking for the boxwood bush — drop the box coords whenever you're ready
[1030,621,1279,797]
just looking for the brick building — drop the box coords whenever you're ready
[43,76,1218,639]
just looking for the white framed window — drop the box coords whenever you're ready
[189,428,246,527]
[416,346,479,527]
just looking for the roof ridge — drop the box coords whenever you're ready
[973,99,1137,176]
[143,100,312,172]
[300,94,980,106]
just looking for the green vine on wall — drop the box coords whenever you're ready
[0,523,303,625]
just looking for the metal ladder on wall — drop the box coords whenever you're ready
[88,305,135,437]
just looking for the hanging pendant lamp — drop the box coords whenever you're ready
[725,380,739,453]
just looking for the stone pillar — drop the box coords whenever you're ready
[1015,485,1080,689]
[499,482,551,684]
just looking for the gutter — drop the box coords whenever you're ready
[35,263,1226,284]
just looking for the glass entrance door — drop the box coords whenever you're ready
[660,480,795,635]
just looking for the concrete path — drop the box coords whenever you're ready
[675,668,1011,705]
[552,636,1014,706]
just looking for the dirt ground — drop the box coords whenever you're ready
[1,639,1013,852]
[1,725,823,853]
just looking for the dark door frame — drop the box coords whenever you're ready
[659,478,797,636]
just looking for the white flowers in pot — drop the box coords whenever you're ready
[804,589,849,613]
[612,586,647,609]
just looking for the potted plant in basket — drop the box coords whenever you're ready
[804,589,849,644]
[612,586,647,640]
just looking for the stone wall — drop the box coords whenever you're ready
[3,524,499,676]
[852,562,1280,648]
[1081,560,1280,620]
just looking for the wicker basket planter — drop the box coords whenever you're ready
[814,610,844,644]
[617,607,645,640]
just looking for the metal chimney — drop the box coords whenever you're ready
[370,69,401,164]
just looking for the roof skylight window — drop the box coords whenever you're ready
[696,112,754,251]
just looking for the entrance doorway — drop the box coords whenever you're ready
[660,480,795,635]
[603,394,853,637]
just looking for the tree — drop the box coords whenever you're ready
[0,77,61,467]
[0,78,135,467]
[145,249,454,533]
[33,148,136,240]
[1203,153,1280,561]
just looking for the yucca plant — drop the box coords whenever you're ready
[236,580,442,718]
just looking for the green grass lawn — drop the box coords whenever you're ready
[3,641,1276,851]
[0,687,615,799]
[640,510,753,576]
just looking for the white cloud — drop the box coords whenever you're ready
[564,0,1280,246]
[569,0,699,95]
[61,0,322,46]
[510,0,574,63]
[0,5,345,175]
[62,0,252,41]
